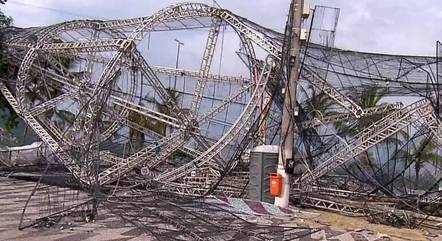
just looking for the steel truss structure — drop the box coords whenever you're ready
[104,190,319,241]
[1,1,442,231]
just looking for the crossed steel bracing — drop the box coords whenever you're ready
[1,2,441,211]
[104,190,319,241]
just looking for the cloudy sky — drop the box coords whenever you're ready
[2,0,442,56]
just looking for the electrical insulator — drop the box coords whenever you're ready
[300,28,307,41]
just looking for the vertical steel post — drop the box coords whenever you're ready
[275,0,303,208]
[174,39,184,90]
[437,41,442,210]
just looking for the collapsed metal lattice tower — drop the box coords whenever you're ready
[0,2,441,224]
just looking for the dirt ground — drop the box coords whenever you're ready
[298,208,441,241]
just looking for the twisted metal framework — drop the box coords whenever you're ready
[4,3,275,195]
[104,190,318,241]
[1,2,442,225]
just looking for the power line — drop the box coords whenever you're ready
[8,1,285,33]
[7,1,105,20]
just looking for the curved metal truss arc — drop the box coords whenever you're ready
[2,2,441,204]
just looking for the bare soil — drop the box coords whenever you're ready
[300,208,438,241]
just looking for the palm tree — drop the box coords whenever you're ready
[0,9,73,135]
[298,86,337,169]
[155,88,183,135]
[127,103,163,152]
[333,87,386,175]
[303,85,337,119]
[402,137,442,190]
[335,86,387,135]
[128,88,182,153]
[334,86,411,189]
[0,11,18,132]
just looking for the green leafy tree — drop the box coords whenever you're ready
[128,88,182,153]
[0,9,16,131]
[303,85,337,119]
[399,137,442,190]
[335,86,387,135]
[334,86,403,183]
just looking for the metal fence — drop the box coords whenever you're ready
[0,142,53,167]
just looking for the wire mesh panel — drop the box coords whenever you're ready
[1,1,441,226]
[19,160,93,229]
[436,41,441,121]
[305,6,340,48]
[105,190,319,241]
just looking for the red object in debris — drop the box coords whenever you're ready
[269,173,282,196]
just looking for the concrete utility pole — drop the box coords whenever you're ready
[275,0,304,208]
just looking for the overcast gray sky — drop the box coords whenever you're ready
[2,0,442,56]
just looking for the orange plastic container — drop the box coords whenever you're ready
[269,173,282,196]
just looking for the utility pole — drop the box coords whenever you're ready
[275,0,305,208]
[174,39,184,90]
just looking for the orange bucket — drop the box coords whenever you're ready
[269,173,282,196]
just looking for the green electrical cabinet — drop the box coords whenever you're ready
[248,145,278,204]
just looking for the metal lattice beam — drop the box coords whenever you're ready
[190,19,221,115]
[299,99,433,186]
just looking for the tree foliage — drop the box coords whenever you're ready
[0,9,16,131]
[128,88,182,153]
